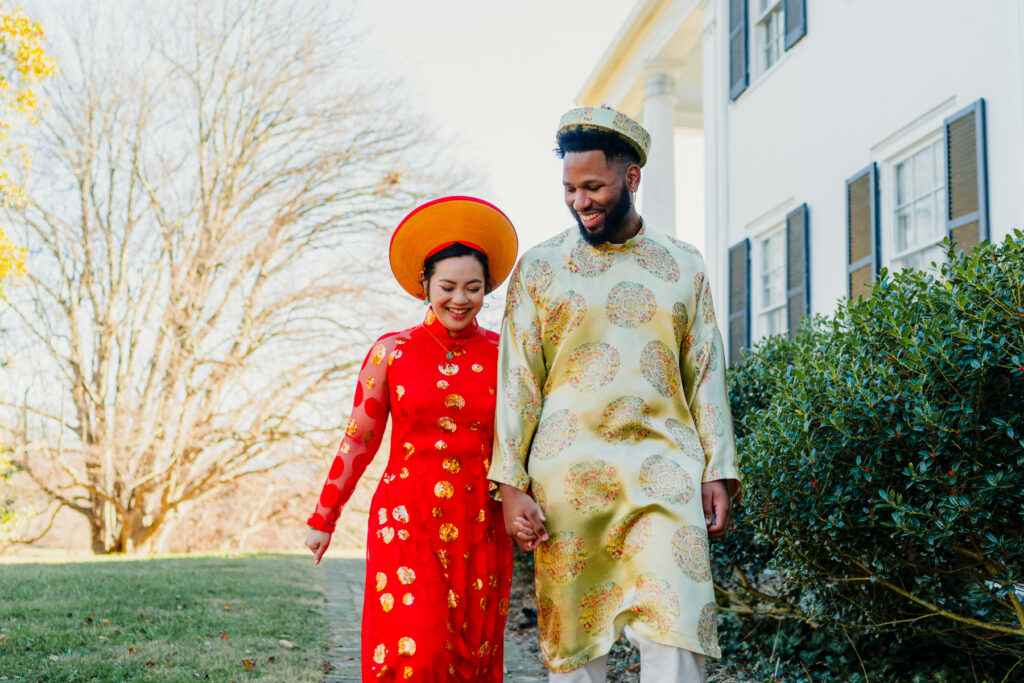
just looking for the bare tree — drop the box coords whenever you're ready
[0,0,460,553]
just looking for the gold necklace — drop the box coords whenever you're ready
[425,326,469,360]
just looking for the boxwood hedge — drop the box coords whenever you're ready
[715,231,1024,681]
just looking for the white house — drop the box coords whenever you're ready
[577,0,1024,362]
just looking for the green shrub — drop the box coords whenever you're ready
[715,232,1024,681]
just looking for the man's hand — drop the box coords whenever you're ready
[702,480,731,538]
[499,483,548,552]
[305,527,332,564]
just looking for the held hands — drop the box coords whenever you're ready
[305,527,332,564]
[499,483,548,552]
[702,480,732,538]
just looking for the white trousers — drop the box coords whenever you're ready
[548,625,706,683]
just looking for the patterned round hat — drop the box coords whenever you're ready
[389,196,518,299]
[557,106,651,167]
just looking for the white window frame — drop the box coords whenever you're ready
[888,136,946,272]
[744,198,797,343]
[752,0,784,79]
[871,97,961,274]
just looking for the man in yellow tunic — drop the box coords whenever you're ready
[489,106,741,682]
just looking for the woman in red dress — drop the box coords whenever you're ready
[305,197,518,682]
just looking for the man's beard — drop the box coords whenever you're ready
[574,183,632,246]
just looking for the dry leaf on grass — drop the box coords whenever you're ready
[220,632,229,641]
[242,659,256,670]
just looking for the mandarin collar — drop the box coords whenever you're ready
[423,307,479,340]
[597,221,647,252]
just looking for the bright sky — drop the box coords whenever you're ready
[356,0,637,253]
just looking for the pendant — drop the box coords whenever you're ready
[446,352,454,360]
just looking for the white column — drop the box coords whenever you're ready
[641,64,680,235]
[699,0,729,325]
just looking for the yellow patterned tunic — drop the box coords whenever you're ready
[488,225,741,672]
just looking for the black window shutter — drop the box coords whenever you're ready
[729,0,748,100]
[784,0,807,50]
[728,239,750,365]
[846,163,879,300]
[786,203,809,336]
[944,98,988,253]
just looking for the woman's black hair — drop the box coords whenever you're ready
[422,242,494,294]
[554,125,641,168]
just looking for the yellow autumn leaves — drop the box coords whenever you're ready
[0,5,56,293]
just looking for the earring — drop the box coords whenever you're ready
[423,298,430,306]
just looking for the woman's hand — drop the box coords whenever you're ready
[305,527,332,564]
[499,483,548,552]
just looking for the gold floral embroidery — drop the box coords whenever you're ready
[472,363,483,372]
[402,593,414,606]
[434,439,448,451]
[366,376,376,389]
[439,363,459,376]
[397,567,416,584]
[447,589,459,608]
[403,666,414,679]
[399,467,409,478]
[578,581,624,637]
[388,349,402,365]
[380,593,394,612]
[377,508,387,525]
[402,442,414,458]
[437,416,456,433]
[498,598,509,615]
[340,442,350,454]
[370,343,387,365]
[397,529,409,540]
[479,595,490,611]
[392,506,409,523]
[476,509,486,522]
[442,457,462,474]
[434,481,454,498]
[472,578,483,591]
[373,643,387,664]
[437,380,449,390]
[375,572,387,591]
[437,549,450,568]
[378,527,395,544]
[432,507,443,518]
[469,421,480,430]
[439,523,459,542]
[398,637,416,656]
[444,394,466,410]
[396,385,405,400]
[345,419,358,436]
[488,574,498,588]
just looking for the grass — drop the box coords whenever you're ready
[0,553,327,682]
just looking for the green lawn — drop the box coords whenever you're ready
[0,553,328,682]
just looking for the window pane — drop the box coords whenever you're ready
[895,162,909,206]
[932,140,945,188]
[895,207,912,252]
[913,146,933,197]
[914,197,935,241]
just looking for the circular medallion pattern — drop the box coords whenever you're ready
[531,480,547,511]
[505,366,541,423]
[537,531,588,584]
[604,511,652,561]
[434,481,454,499]
[598,396,651,444]
[640,341,681,397]
[522,321,543,354]
[632,240,680,282]
[697,602,720,656]
[543,291,587,345]
[537,595,560,645]
[578,581,624,637]
[537,228,571,249]
[695,339,719,385]
[605,281,656,328]
[665,418,705,463]
[569,239,613,277]
[693,404,724,451]
[522,259,554,300]
[444,394,465,410]
[635,572,680,630]
[442,457,461,474]
[672,302,689,349]
[564,460,620,514]
[530,409,579,460]
[639,455,695,504]
[566,342,620,392]
[672,525,711,582]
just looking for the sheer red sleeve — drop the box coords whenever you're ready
[307,335,393,533]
